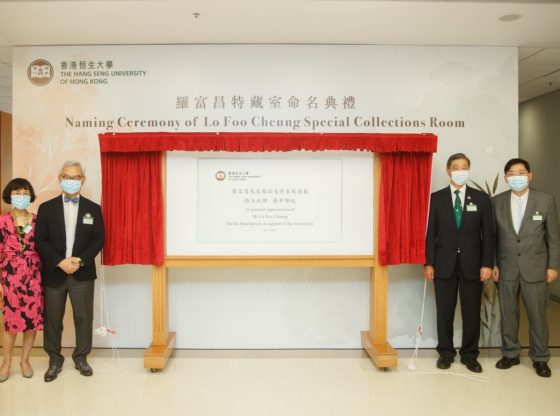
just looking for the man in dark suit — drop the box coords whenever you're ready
[493,158,559,378]
[35,160,104,382]
[424,153,494,372]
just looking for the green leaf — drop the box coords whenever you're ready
[470,180,486,193]
[492,173,500,195]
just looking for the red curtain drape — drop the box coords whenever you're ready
[379,152,433,265]
[99,132,437,266]
[99,132,436,153]
[101,151,163,265]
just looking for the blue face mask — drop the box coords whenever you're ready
[507,175,529,192]
[450,170,469,186]
[11,194,31,210]
[60,179,82,194]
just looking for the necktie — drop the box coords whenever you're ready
[454,190,462,228]
[64,195,79,204]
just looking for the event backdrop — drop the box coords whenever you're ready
[12,45,517,348]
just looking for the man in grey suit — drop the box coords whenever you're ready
[493,158,560,378]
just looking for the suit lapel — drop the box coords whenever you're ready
[75,197,87,241]
[444,188,456,228]
[459,187,472,229]
[519,190,536,235]
[55,195,66,242]
[501,190,516,235]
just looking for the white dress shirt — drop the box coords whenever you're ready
[63,194,80,257]
[510,190,529,234]
[450,184,466,209]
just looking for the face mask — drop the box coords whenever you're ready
[61,179,81,194]
[450,170,469,186]
[507,175,529,192]
[11,195,31,210]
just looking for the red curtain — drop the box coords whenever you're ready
[101,152,163,265]
[379,152,433,265]
[99,132,436,266]
[100,132,436,153]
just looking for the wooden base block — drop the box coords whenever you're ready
[361,331,398,369]
[143,332,176,371]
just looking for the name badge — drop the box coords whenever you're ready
[22,224,33,234]
[466,203,477,212]
[533,211,543,221]
[83,213,94,225]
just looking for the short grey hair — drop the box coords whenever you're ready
[446,153,470,169]
[59,160,85,176]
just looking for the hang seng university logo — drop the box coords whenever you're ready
[27,59,54,86]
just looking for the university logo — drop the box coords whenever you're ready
[27,59,54,86]
[215,171,226,181]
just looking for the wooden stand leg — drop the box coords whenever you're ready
[144,265,176,371]
[361,265,397,369]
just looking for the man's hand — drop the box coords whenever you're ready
[546,268,558,284]
[423,265,435,282]
[492,266,500,282]
[58,257,80,275]
[480,267,492,282]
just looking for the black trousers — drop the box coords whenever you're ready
[43,276,94,366]
[434,258,482,360]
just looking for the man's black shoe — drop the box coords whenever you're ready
[436,357,453,369]
[44,365,62,382]
[460,357,483,373]
[496,356,520,369]
[533,361,551,378]
[75,361,93,377]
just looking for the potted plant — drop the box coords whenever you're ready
[471,173,501,347]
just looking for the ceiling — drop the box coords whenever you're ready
[1,0,560,114]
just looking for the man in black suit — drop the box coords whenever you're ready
[35,161,104,382]
[424,153,494,372]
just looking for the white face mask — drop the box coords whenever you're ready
[507,175,529,192]
[11,194,31,210]
[60,179,82,194]
[450,170,469,186]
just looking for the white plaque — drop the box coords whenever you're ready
[166,151,374,255]
[197,158,342,243]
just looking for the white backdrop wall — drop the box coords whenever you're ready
[12,45,518,349]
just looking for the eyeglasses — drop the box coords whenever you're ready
[506,171,528,176]
[61,175,83,181]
